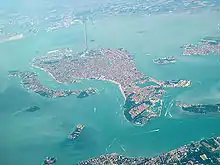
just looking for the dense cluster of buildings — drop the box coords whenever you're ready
[0,7,79,42]
[182,38,220,56]
[8,70,96,99]
[32,48,192,125]
[45,11,78,32]
[77,136,220,165]
[1,0,219,43]
[93,0,219,17]
[32,48,169,125]
[124,82,165,125]
[77,153,148,165]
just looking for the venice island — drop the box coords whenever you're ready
[8,71,97,99]
[77,136,220,165]
[30,48,191,125]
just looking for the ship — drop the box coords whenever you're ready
[68,124,85,140]
[41,157,57,165]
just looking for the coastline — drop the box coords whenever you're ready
[101,78,126,101]
[31,64,161,126]
[32,64,169,126]
[31,64,63,84]
[31,64,137,125]
[32,64,126,100]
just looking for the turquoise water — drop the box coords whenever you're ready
[0,8,220,165]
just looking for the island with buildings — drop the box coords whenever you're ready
[182,37,220,56]
[0,0,219,47]
[31,48,191,125]
[177,102,220,114]
[8,70,97,99]
[77,136,220,165]
[153,56,176,65]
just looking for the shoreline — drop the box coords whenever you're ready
[31,64,161,127]
[101,78,126,101]
[31,64,167,126]
[31,64,161,126]
[32,64,138,125]
[31,64,64,84]
[32,64,126,100]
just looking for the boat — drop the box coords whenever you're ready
[68,124,85,140]
[42,157,57,165]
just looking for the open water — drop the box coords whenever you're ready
[0,3,220,165]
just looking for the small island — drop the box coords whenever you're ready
[77,136,220,165]
[31,48,191,125]
[25,106,40,112]
[8,71,97,99]
[153,56,176,65]
[182,37,220,56]
[12,106,40,116]
[177,102,220,114]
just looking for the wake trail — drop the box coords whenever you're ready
[132,129,160,136]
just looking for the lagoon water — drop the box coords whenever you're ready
[0,5,220,165]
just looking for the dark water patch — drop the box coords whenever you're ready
[123,93,153,124]
[0,85,46,115]
[123,93,136,122]
[25,106,40,112]
[42,60,60,64]
[203,36,220,43]
[77,91,89,98]
[12,106,40,116]
[136,81,158,88]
